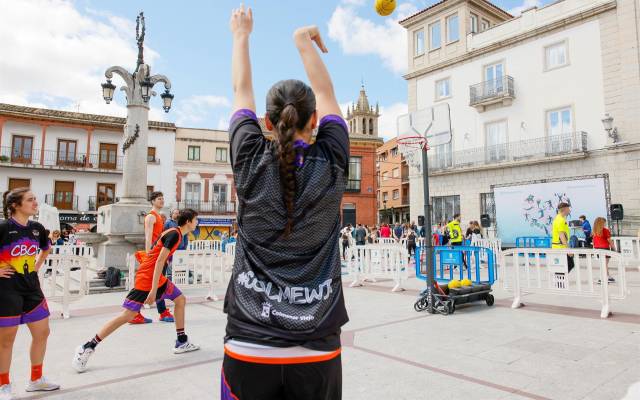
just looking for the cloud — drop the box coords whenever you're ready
[378,102,408,140]
[0,0,165,119]
[508,0,542,15]
[328,2,418,74]
[173,95,231,127]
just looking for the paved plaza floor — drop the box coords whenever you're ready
[6,268,640,400]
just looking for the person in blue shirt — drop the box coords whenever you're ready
[164,209,200,251]
[579,215,592,247]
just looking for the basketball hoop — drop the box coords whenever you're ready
[397,135,429,151]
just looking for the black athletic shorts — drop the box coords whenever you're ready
[221,353,342,400]
[0,287,49,327]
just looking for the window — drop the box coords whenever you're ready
[346,156,362,192]
[485,120,508,162]
[97,183,116,209]
[470,14,479,33]
[57,139,77,166]
[480,193,496,225]
[431,195,460,225]
[216,148,228,162]
[432,142,453,169]
[481,19,490,31]
[484,61,504,94]
[147,147,156,162]
[390,147,398,157]
[435,78,451,100]
[414,29,425,55]
[545,41,568,70]
[185,182,201,207]
[383,192,389,201]
[212,184,228,203]
[447,14,459,42]
[392,189,400,200]
[429,21,441,50]
[147,185,154,201]
[392,168,399,178]
[8,178,30,190]
[99,143,117,169]
[369,118,373,135]
[362,118,366,135]
[11,135,33,163]
[54,181,75,210]
[188,146,200,161]
[546,107,573,153]
[382,171,389,181]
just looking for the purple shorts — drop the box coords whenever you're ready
[122,281,183,312]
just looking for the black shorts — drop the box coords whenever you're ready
[0,288,49,327]
[221,353,342,400]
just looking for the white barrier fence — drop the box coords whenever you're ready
[39,255,89,318]
[501,248,627,318]
[50,244,94,257]
[188,240,221,253]
[612,237,640,270]
[345,244,410,292]
[471,238,502,266]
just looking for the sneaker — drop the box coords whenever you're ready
[0,384,13,400]
[608,276,616,283]
[129,313,152,325]
[173,341,200,354]
[72,345,94,373]
[25,377,60,392]
[159,310,175,323]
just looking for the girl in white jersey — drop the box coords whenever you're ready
[222,5,349,400]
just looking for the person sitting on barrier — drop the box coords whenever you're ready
[447,214,468,269]
[592,217,615,284]
[552,202,574,273]
[0,188,61,397]
[72,209,201,374]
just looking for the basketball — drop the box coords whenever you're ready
[461,279,473,287]
[448,279,461,289]
[374,0,396,16]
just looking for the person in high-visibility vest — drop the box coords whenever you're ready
[446,214,467,269]
[551,202,574,272]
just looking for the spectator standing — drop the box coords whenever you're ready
[592,217,615,283]
[579,215,592,248]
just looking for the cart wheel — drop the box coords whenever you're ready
[448,302,456,314]
[486,294,495,306]
[414,297,428,312]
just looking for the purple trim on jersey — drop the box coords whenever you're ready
[9,218,28,228]
[0,315,21,327]
[319,114,348,132]
[293,140,311,167]
[21,300,50,324]
[158,281,182,302]
[230,109,258,125]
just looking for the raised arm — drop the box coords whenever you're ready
[230,5,256,112]
[294,26,342,119]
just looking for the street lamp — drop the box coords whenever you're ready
[601,113,619,143]
[140,77,154,102]
[101,80,116,104]
[160,89,174,113]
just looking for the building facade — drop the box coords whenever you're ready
[343,86,385,227]
[377,137,410,224]
[400,0,640,235]
[173,127,236,240]
[0,103,176,230]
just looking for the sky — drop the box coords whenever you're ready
[0,0,550,140]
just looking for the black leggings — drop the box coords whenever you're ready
[222,354,342,400]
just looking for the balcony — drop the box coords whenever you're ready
[88,196,119,211]
[45,193,79,211]
[0,147,123,172]
[428,132,588,173]
[175,201,236,214]
[345,179,361,192]
[469,76,515,112]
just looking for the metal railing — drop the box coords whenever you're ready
[87,196,119,211]
[0,147,123,171]
[175,201,236,214]
[469,76,515,106]
[44,194,79,211]
[428,132,587,172]
[345,179,361,192]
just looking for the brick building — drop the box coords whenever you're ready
[377,137,410,224]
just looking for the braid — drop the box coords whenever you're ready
[2,191,9,219]
[276,105,299,237]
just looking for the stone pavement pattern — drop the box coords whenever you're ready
[6,272,640,400]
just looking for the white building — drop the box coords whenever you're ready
[400,0,640,235]
[0,103,176,230]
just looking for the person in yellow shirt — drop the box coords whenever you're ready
[446,214,467,269]
[551,202,574,272]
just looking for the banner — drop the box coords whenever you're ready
[494,177,608,244]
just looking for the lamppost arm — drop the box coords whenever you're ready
[105,66,134,100]
[149,74,172,92]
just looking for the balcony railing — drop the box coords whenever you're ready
[345,179,361,192]
[0,147,123,171]
[428,132,588,172]
[44,194,79,211]
[88,196,119,211]
[469,76,515,110]
[175,201,236,214]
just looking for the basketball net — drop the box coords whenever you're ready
[398,135,429,174]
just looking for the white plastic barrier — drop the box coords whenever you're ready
[501,248,627,318]
[378,238,397,245]
[172,249,220,301]
[471,238,502,266]
[188,240,221,253]
[612,237,640,270]
[39,255,89,318]
[346,244,409,292]
[219,243,236,283]
[50,244,93,257]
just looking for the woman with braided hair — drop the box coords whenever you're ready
[223,5,349,400]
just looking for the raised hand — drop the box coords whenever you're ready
[294,26,328,53]
[230,4,253,37]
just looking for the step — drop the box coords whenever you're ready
[88,285,127,294]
